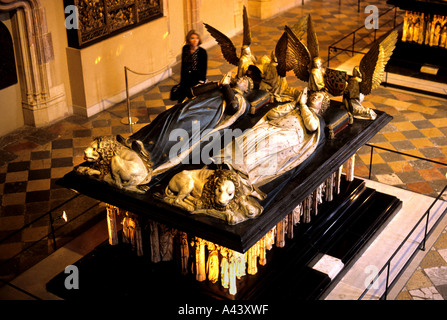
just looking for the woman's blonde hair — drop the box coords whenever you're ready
[185,29,202,45]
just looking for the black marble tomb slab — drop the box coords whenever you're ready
[57,110,392,253]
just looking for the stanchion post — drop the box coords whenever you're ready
[126,66,131,125]
[121,66,139,128]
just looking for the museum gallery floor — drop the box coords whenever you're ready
[0,0,447,301]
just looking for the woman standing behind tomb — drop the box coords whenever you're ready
[176,30,208,103]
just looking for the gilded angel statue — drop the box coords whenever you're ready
[342,30,398,121]
[256,15,308,102]
[275,15,331,110]
[204,6,256,78]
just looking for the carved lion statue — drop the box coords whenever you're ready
[161,167,265,225]
[75,136,153,193]
[163,168,215,211]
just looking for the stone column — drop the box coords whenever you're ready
[0,0,69,128]
[184,0,203,36]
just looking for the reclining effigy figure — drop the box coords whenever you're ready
[158,87,325,224]
[128,74,254,176]
[74,73,255,193]
[213,87,324,188]
[74,12,397,226]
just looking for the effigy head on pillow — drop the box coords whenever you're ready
[74,135,153,194]
[308,90,331,115]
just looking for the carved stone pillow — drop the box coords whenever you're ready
[322,101,350,139]
[244,89,272,115]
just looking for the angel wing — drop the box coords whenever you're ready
[204,23,239,66]
[307,15,319,60]
[275,15,310,78]
[289,15,308,40]
[359,30,398,95]
[275,30,290,77]
[204,6,252,67]
[280,25,311,81]
[242,5,251,47]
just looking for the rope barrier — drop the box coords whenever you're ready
[125,59,178,76]
[122,48,182,131]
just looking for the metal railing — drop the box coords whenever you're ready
[0,278,42,300]
[358,143,447,300]
[0,46,183,300]
[0,193,102,300]
[327,6,402,68]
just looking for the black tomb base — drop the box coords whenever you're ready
[46,176,401,301]
[57,111,393,253]
[386,41,447,85]
[384,28,447,98]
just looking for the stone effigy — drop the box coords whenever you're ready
[61,11,399,298]
[73,13,397,225]
[74,75,254,193]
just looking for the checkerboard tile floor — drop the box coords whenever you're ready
[0,0,446,299]
[396,230,447,300]
[353,89,447,199]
